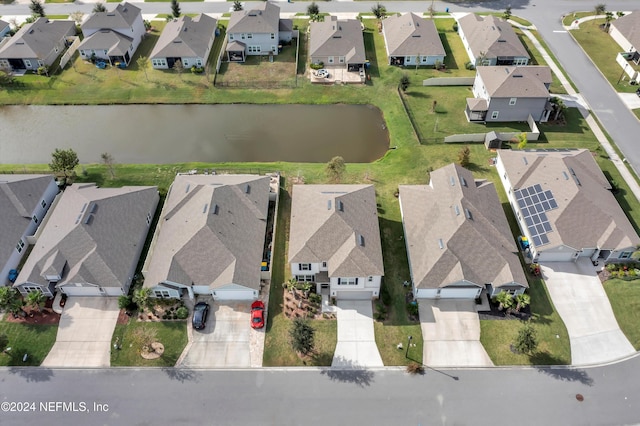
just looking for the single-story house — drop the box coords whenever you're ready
[466,65,553,122]
[456,13,530,67]
[0,19,10,38]
[14,183,159,297]
[288,185,384,300]
[309,16,366,72]
[143,174,277,301]
[226,2,292,62]
[497,149,640,263]
[78,2,145,67]
[609,12,640,65]
[399,164,528,299]
[0,18,75,71]
[150,14,217,70]
[0,175,59,287]
[382,13,445,66]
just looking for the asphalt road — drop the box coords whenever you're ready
[1,359,640,426]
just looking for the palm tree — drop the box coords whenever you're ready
[132,288,151,311]
[594,3,606,15]
[494,291,514,313]
[604,11,614,32]
[26,290,46,313]
[514,293,531,312]
[232,0,243,12]
[93,2,107,13]
[371,2,386,20]
[0,286,22,315]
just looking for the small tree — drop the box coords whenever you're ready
[289,318,315,356]
[307,2,320,22]
[325,156,346,182]
[457,145,471,167]
[516,132,528,150]
[93,2,107,13]
[136,56,150,82]
[29,0,45,18]
[49,148,79,178]
[514,293,531,312]
[371,2,387,20]
[616,11,625,18]
[132,287,151,311]
[101,152,116,179]
[594,4,606,15]
[399,74,410,91]
[494,291,514,312]
[171,0,181,19]
[0,287,20,313]
[233,0,243,12]
[514,322,538,355]
[26,290,46,313]
[70,11,84,25]
[118,295,132,310]
[603,11,614,32]
[0,66,14,87]
[503,6,512,20]
[173,59,184,80]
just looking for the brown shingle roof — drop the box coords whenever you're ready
[478,65,552,98]
[458,14,529,60]
[150,14,217,59]
[309,16,366,64]
[228,1,280,34]
[611,12,640,49]
[382,13,445,57]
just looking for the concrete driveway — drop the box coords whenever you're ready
[332,301,383,368]
[419,299,493,367]
[42,297,119,368]
[179,301,253,368]
[541,259,635,366]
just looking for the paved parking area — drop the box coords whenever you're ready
[42,297,119,368]
[541,259,635,366]
[332,301,383,368]
[419,299,493,367]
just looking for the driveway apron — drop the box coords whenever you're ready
[332,301,383,368]
[42,297,119,368]
[419,299,493,367]
[541,259,635,365]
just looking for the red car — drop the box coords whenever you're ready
[251,300,265,329]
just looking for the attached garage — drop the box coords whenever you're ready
[336,291,373,300]
[212,285,257,301]
[59,284,102,296]
[415,286,481,299]
[537,250,575,262]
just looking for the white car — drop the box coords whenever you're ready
[314,69,329,78]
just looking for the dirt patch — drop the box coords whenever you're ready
[116,309,132,325]
[5,307,60,325]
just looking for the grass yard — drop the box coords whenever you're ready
[215,43,298,87]
[569,19,640,93]
[535,108,600,148]
[562,12,596,27]
[0,321,58,366]
[603,278,640,350]
[110,320,187,367]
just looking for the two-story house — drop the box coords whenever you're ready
[226,2,292,62]
[288,185,384,301]
[382,13,445,66]
[150,14,217,70]
[78,2,145,67]
[466,65,553,122]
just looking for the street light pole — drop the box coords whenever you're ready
[405,335,412,358]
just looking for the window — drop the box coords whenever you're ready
[620,251,633,259]
[16,239,25,253]
[509,98,517,106]
[23,286,41,294]
[339,57,345,64]
[299,263,311,271]
[295,275,314,282]
[32,215,39,224]
[229,34,234,40]
[248,33,252,39]
[328,56,334,64]
[54,46,58,53]
[41,200,46,209]
[196,59,202,66]
[104,50,108,55]
[183,60,189,67]
[270,33,275,39]
[491,111,499,120]
[24,60,32,68]
[131,26,134,33]
[338,278,358,286]
[322,261,327,268]
[146,212,152,226]
[481,59,490,66]
[248,46,261,53]
[154,290,172,298]
[514,58,527,65]
[368,276,373,282]
[241,34,245,40]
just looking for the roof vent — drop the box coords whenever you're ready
[107,13,115,16]
[245,184,251,194]
[562,171,569,180]
[450,176,455,186]
[465,208,473,220]
[337,200,344,212]
[185,184,190,193]
[454,205,460,216]
[522,157,528,165]
[212,204,219,215]
[358,234,365,247]
[438,239,444,249]
[83,214,94,225]
[80,203,88,213]
[327,200,332,210]
[203,203,208,214]
[460,176,468,187]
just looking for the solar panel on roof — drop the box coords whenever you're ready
[513,184,558,247]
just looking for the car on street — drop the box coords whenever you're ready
[251,300,265,329]
[192,302,209,330]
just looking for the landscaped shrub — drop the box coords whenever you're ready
[374,302,387,321]
[310,62,324,70]
[465,62,475,70]
[380,282,391,306]
[406,362,425,375]
[176,306,189,319]
[452,23,458,32]
[406,302,419,317]
[190,66,204,74]
[37,66,49,76]
[309,293,322,304]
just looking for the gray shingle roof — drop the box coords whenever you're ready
[399,164,527,290]
[498,149,640,251]
[78,29,133,55]
[288,185,384,278]
[0,20,9,31]
[611,11,640,49]
[143,175,270,292]
[458,13,529,60]
[309,16,366,64]
[15,183,158,291]
[382,13,445,57]
[228,1,280,34]
[0,18,74,60]
[477,65,552,98]
[150,14,217,59]
[82,2,142,32]
[0,175,55,272]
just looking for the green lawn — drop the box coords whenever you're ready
[634,109,640,121]
[570,19,640,93]
[562,12,596,27]
[0,321,58,366]
[603,278,640,350]
[110,320,187,367]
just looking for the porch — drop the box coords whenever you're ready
[465,98,488,122]
[309,64,365,84]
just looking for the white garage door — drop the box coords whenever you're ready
[538,251,574,262]
[438,288,481,299]
[336,291,373,300]
[213,290,255,300]
[60,286,102,296]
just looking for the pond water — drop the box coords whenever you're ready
[0,104,389,164]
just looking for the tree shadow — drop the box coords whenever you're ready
[161,367,200,383]
[535,364,594,386]
[8,367,54,382]
[320,366,375,388]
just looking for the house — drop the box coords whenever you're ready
[13,183,159,297]
[609,12,640,65]
[226,2,292,62]
[497,149,640,263]
[150,14,217,70]
[456,13,529,66]
[78,2,145,67]
[309,16,366,72]
[382,13,445,66]
[0,18,75,72]
[288,185,384,300]
[466,65,553,122]
[0,175,59,287]
[399,164,527,299]
[0,19,10,38]
[143,174,278,301]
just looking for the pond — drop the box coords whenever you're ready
[0,104,390,164]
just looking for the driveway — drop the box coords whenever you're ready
[419,299,493,367]
[179,301,253,368]
[41,297,119,368]
[541,259,635,366]
[332,301,383,368]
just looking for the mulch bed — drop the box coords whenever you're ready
[478,294,531,321]
[5,306,60,325]
[117,309,132,325]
